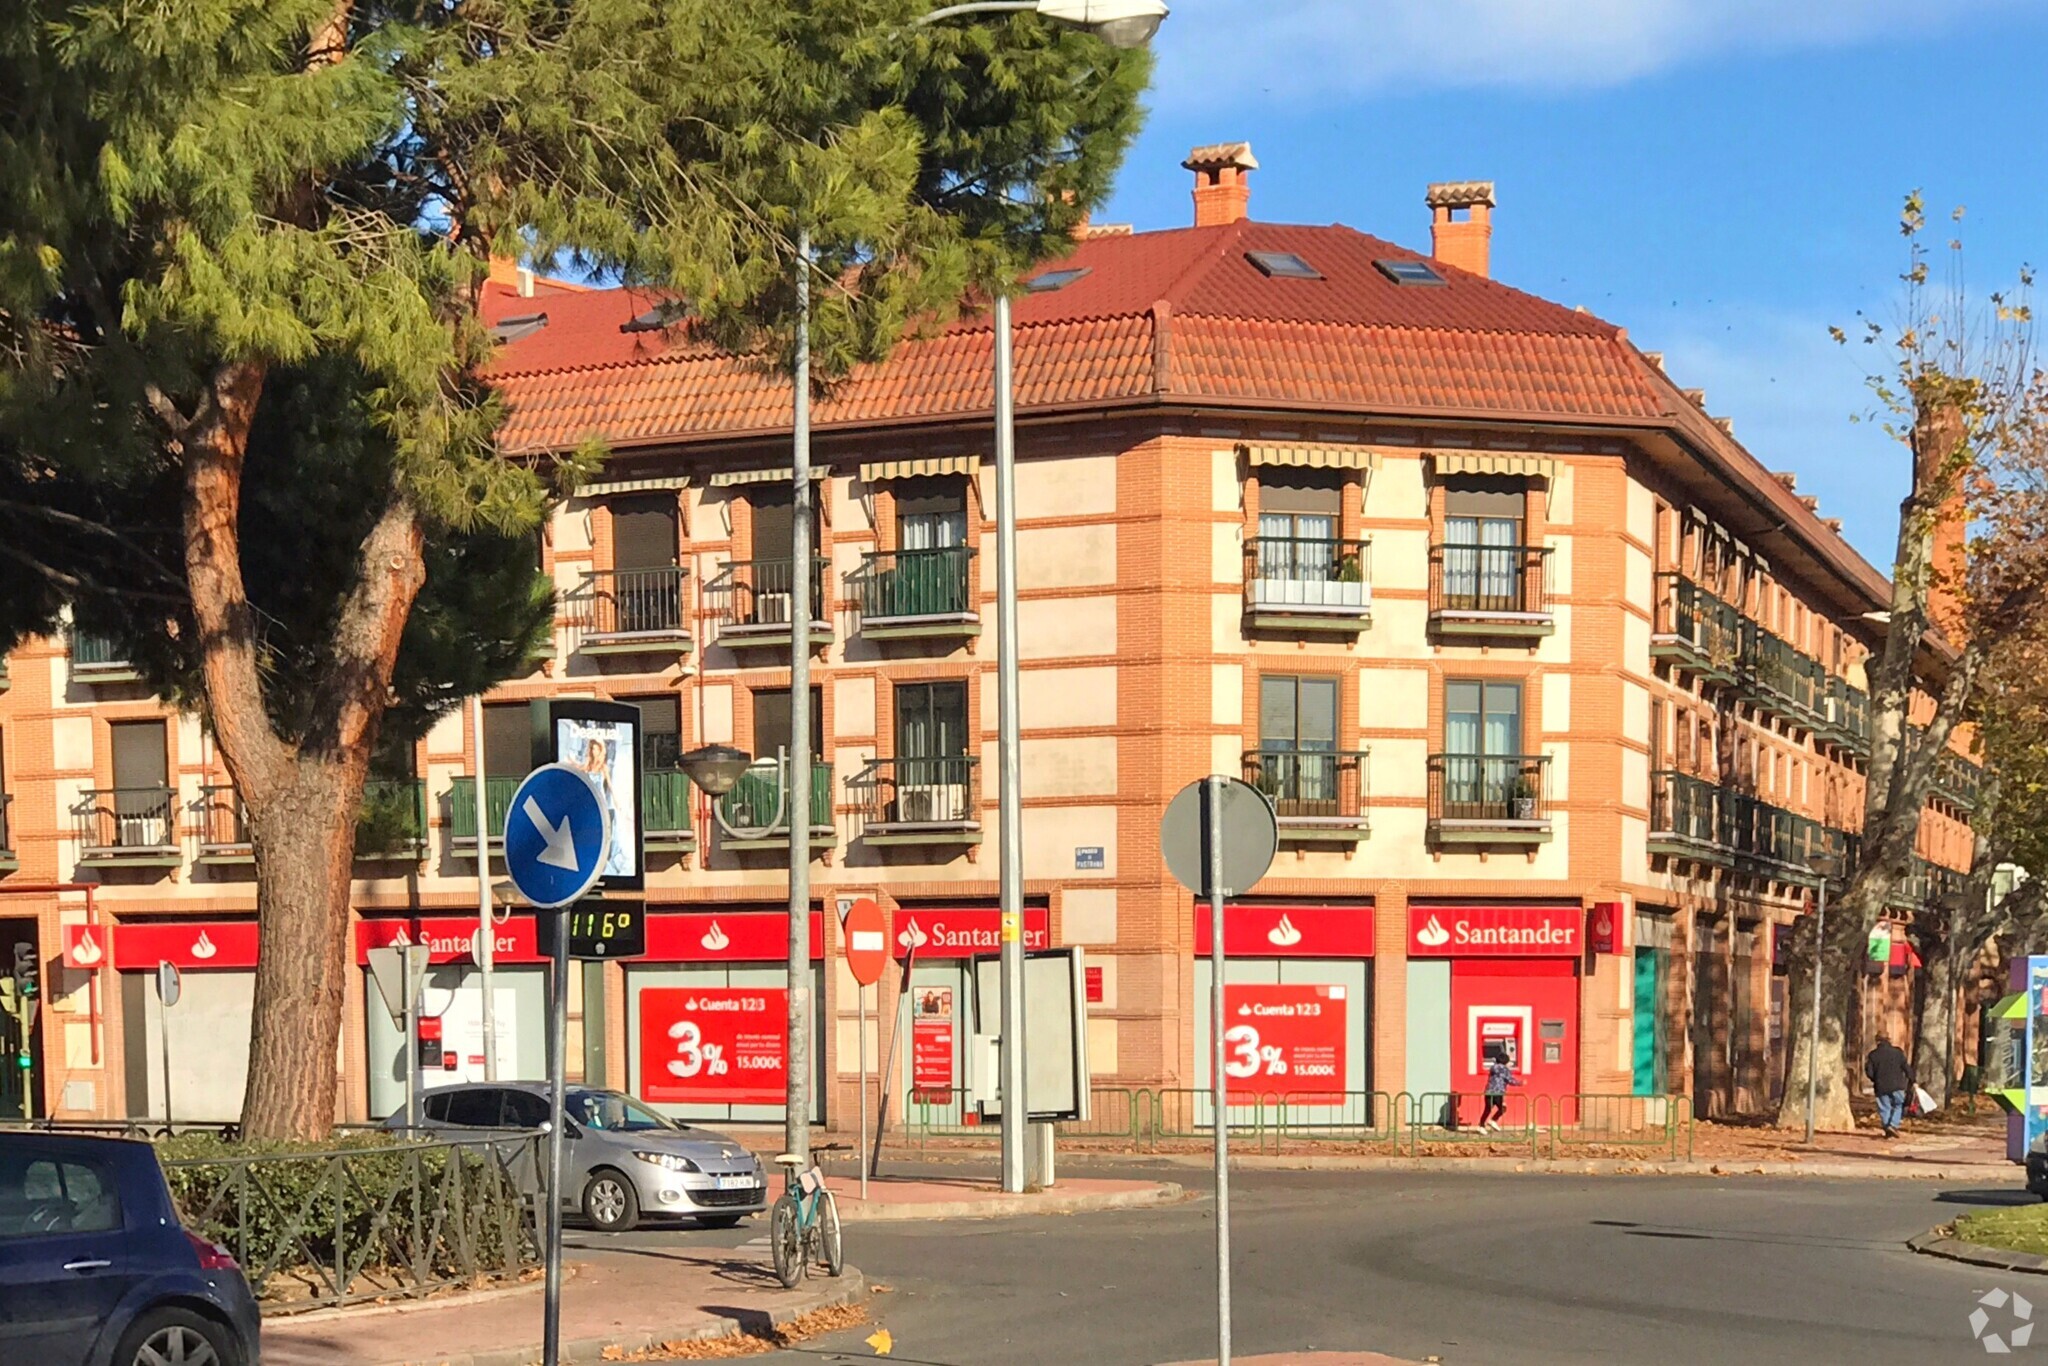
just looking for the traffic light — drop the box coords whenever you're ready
[12,942,37,1000]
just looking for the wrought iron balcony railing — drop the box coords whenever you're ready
[1242,748,1370,837]
[448,776,522,849]
[1824,676,1871,752]
[1243,537,1372,626]
[850,755,981,841]
[853,547,977,635]
[565,566,691,651]
[1427,543,1553,632]
[75,786,178,859]
[1742,623,1827,722]
[715,759,835,843]
[70,629,140,680]
[703,557,831,644]
[1427,754,1552,838]
[1652,573,1745,679]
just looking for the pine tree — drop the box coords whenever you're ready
[0,0,1147,1138]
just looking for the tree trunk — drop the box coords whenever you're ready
[182,361,427,1141]
[1774,883,1865,1132]
[1913,930,1954,1106]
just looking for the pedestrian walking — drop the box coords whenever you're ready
[1865,1033,1913,1139]
[1480,1047,1521,1132]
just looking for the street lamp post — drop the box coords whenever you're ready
[1805,850,1845,1144]
[910,0,1170,1201]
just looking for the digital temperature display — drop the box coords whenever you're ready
[541,901,646,960]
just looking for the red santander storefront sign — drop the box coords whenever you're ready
[639,987,787,1106]
[66,920,261,971]
[894,908,1049,958]
[355,917,542,966]
[1193,904,1373,958]
[1407,905,1582,957]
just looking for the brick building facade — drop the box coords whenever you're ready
[0,144,1978,1130]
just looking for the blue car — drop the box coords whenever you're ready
[0,1131,262,1365]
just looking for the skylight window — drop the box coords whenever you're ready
[1026,267,1091,293]
[1246,251,1322,280]
[1374,258,1445,287]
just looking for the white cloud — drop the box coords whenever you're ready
[1645,305,1907,566]
[1151,0,2025,107]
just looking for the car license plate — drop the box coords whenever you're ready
[714,1175,756,1192]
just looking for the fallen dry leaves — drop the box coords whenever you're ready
[606,1302,871,1360]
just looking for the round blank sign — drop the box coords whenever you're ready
[1159,776,1278,899]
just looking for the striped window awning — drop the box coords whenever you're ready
[706,466,829,488]
[577,476,689,498]
[1431,451,1558,482]
[859,454,981,483]
[1240,443,1381,471]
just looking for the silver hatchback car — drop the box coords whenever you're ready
[397,1082,768,1233]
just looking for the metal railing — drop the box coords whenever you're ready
[1649,772,1835,878]
[1653,573,1744,675]
[447,775,521,846]
[163,1132,542,1314]
[642,768,696,841]
[1929,741,1983,811]
[849,755,981,830]
[70,629,136,673]
[1427,754,1552,826]
[1743,623,1827,721]
[1428,543,1552,618]
[716,759,834,840]
[1649,770,1722,849]
[1825,676,1871,751]
[703,556,830,633]
[566,566,689,640]
[197,785,251,854]
[74,786,177,854]
[853,546,976,623]
[1241,748,1369,824]
[1243,536,1372,615]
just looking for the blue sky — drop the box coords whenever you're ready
[1099,0,2048,567]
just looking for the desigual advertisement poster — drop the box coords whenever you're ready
[639,987,787,1106]
[1220,983,1347,1106]
[912,986,955,1099]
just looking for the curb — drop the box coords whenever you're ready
[1910,1232,2048,1275]
[836,1181,1185,1221]
[337,1267,867,1366]
[1135,1152,2018,1181]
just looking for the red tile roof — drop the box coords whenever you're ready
[485,219,1672,455]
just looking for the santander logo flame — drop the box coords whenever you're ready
[1266,914,1304,949]
[699,922,730,953]
[896,922,930,952]
[71,929,105,967]
[1416,915,1452,949]
[190,929,218,961]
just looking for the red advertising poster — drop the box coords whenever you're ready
[1220,984,1347,1106]
[911,986,955,1100]
[638,987,788,1106]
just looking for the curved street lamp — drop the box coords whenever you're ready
[679,742,755,798]
[916,0,1170,47]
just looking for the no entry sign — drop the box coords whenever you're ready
[843,898,888,987]
[638,987,787,1106]
[1220,983,1347,1105]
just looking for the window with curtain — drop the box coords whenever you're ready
[1443,679,1524,810]
[1258,675,1339,809]
[890,481,971,617]
[897,482,968,551]
[1256,472,1342,583]
[608,498,681,632]
[1442,479,1524,610]
[894,681,969,818]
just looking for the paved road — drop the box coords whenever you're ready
[712,1163,2040,1365]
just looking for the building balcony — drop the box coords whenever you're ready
[197,780,427,863]
[703,557,831,651]
[565,566,692,656]
[1426,754,1552,844]
[1243,537,1372,633]
[0,794,15,871]
[1651,574,1744,683]
[70,630,142,684]
[850,755,982,847]
[641,768,701,855]
[1928,741,1983,813]
[714,759,835,851]
[1648,771,1835,882]
[196,785,254,864]
[1821,676,1872,755]
[74,786,180,866]
[448,775,521,855]
[1742,624,1827,726]
[1889,854,1969,912]
[1242,748,1370,845]
[852,547,979,642]
[1427,544,1554,637]
[1646,770,1732,865]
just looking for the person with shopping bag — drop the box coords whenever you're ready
[1864,1032,1913,1139]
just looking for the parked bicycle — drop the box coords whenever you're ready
[769,1152,843,1289]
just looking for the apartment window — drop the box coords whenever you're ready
[1255,471,1343,582]
[1442,479,1524,609]
[611,498,678,571]
[1258,675,1339,807]
[753,687,824,760]
[483,703,530,779]
[110,719,171,846]
[894,681,970,822]
[751,489,819,562]
[897,482,968,552]
[1443,679,1523,804]
[634,695,682,771]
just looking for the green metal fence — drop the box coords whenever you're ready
[1273,1090,1400,1144]
[1551,1093,1692,1161]
[1407,1091,1545,1156]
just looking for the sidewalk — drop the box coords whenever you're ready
[1159,1356,1420,1365]
[263,1249,866,1366]
[833,1174,1184,1220]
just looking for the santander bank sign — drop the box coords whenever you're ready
[1407,905,1582,957]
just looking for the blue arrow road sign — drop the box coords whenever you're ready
[503,764,614,909]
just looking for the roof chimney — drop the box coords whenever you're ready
[1184,142,1257,228]
[1426,181,1495,278]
